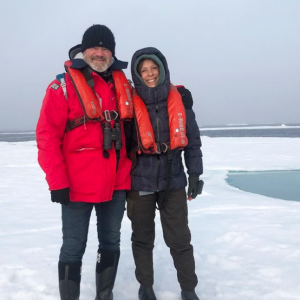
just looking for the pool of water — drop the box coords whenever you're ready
[226,170,300,202]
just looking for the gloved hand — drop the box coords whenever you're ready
[177,86,193,109]
[187,176,204,200]
[50,188,70,206]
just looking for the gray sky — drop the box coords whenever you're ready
[0,0,299,131]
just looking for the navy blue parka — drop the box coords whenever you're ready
[127,47,203,192]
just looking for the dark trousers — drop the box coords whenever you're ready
[127,188,198,290]
[59,190,126,263]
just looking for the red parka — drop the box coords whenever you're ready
[36,71,132,203]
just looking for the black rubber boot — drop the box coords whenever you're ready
[95,249,120,300]
[181,289,200,300]
[138,285,157,300]
[58,261,82,300]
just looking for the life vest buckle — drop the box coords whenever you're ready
[155,143,161,154]
[161,143,169,153]
[104,110,119,122]
[155,143,169,154]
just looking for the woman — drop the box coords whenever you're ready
[126,47,203,300]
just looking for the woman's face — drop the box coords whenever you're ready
[139,59,160,87]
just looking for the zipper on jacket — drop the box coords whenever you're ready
[155,104,160,142]
[155,104,160,191]
[156,154,160,192]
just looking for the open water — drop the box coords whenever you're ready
[226,170,300,202]
[201,127,300,138]
[200,125,300,138]
[0,132,36,142]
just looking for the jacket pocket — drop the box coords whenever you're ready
[75,147,99,152]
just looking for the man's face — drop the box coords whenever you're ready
[83,47,113,72]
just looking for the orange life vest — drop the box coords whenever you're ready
[64,60,133,125]
[132,84,188,154]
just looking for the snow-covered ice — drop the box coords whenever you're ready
[0,137,300,300]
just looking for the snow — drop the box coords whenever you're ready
[1,137,300,300]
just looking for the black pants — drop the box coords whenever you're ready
[127,188,198,290]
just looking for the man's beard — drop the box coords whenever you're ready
[83,54,112,72]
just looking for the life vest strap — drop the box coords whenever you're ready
[81,66,95,88]
[65,116,86,132]
[65,109,119,132]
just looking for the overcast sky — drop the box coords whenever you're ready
[0,0,299,131]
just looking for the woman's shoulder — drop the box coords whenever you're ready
[176,85,193,109]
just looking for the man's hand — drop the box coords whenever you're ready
[50,188,70,206]
[187,176,204,200]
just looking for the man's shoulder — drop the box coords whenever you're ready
[48,80,61,91]
[46,73,67,90]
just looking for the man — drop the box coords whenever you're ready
[36,24,132,300]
